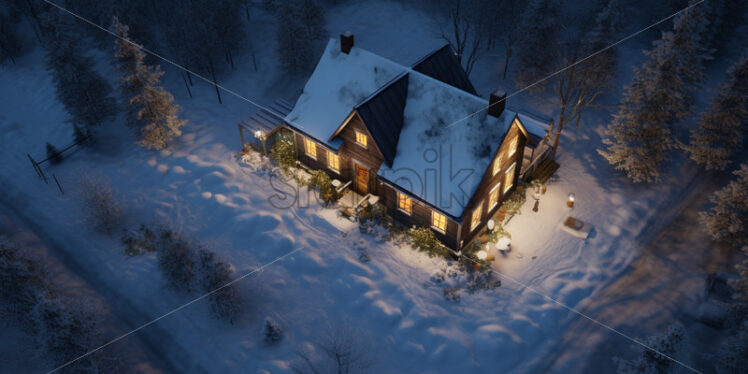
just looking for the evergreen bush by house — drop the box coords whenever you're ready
[407,226,450,258]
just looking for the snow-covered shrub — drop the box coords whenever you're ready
[77,174,123,236]
[1,242,122,373]
[0,242,49,325]
[714,320,748,374]
[156,231,196,291]
[500,189,525,220]
[443,287,460,302]
[614,323,685,374]
[308,170,337,206]
[291,324,375,374]
[196,249,242,324]
[407,226,450,258]
[120,224,157,256]
[269,138,296,175]
[700,164,748,247]
[264,318,283,344]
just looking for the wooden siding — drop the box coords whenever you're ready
[291,113,385,196]
[378,180,460,249]
[334,113,385,195]
[458,120,527,247]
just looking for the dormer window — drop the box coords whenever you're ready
[355,131,367,147]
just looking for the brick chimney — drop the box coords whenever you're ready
[488,89,506,118]
[340,31,354,54]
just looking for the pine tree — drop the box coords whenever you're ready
[40,10,117,136]
[729,246,748,303]
[700,164,748,247]
[513,0,559,92]
[275,0,326,72]
[0,8,23,64]
[686,54,748,170]
[114,19,187,150]
[598,5,710,182]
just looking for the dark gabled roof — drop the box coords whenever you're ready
[354,73,409,167]
[411,44,477,95]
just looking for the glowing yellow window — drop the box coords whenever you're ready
[327,151,339,171]
[504,163,516,193]
[488,184,500,210]
[508,136,518,157]
[431,211,447,232]
[470,204,482,231]
[355,131,367,147]
[397,192,412,214]
[304,137,317,158]
[492,152,504,176]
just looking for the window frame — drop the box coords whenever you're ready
[397,192,412,215]
[354,131,367,148]
[304,137,317,159]
[492,151,504,176]
[470,203,483,231]
[503,162,517,193]
[507,136,518,157]
[431,211,447,233]
[488,183,500,211]
[327,150,340,173]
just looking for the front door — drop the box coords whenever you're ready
[355,163,369,195]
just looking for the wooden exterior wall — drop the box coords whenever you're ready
[290,112,384,196]
[457,119,527,247]
[378,180,460,249]
[287,114,527,252]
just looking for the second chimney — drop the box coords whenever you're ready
[488,89,506,118]
[340,32,354,54]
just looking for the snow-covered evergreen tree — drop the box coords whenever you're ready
[274,0,326,72]
[0,7,23,64]
[598,5,711,182]
[513,0,559,92]
[615,323,685,373]
[729,246,748,303]
[686,54,748,170]
[700,164,748,247]
[114,18,187,150]
[197,249,241,324]
[40,10,117,136]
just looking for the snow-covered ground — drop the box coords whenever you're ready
[0,1,742,373]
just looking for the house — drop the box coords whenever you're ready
[243,33,555,251]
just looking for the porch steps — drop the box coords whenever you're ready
[532,157,560,184]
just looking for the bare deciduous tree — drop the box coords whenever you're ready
[291,324,375,374]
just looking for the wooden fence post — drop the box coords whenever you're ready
[52,174,64,195]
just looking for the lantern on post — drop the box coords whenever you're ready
[254,129,267,156]
[567,193,575,208]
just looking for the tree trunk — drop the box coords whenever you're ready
[185,64,194,86]
[252,51,257,72]
[181,71,192,98]
[209,60,222,104]
[502,46,512,80]
[228,49,235,69]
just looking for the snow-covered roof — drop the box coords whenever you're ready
[516,112,551,144]
[378,71,515,218]
[286,39,539,219]
[284,39,405,149]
